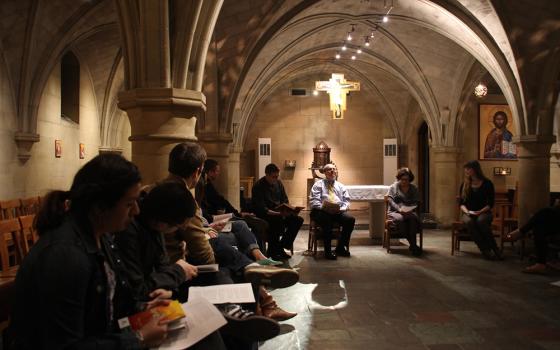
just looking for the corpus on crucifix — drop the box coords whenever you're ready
[315,73,360,119]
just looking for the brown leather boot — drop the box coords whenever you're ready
[259,288,297,321]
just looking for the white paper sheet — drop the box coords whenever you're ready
[154,298,227,350]
[400,205,417,213]
[188,282,255,304]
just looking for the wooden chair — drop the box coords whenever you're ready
[498,185,525,256]
[307,219,341,258]
[0,200,21,220]
[0,219,24,274]
[20,196,41,215]
[18,215,38,255]
[383,196,423,254]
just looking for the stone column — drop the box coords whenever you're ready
[515,135,555,226]
[228,147,242,210]
[118,88,204,184]
[430,146,461,227]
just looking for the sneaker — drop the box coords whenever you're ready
[244,265,299,288]
[220,304,280,341]
[257,257,283,266]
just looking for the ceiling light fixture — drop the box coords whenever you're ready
[474,83,488,98]
[357,48,362,54]
[341,41,347,51]
[351,55,356,60]
[364,36,370,46]
[335,52,341,59]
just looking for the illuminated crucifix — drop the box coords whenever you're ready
[315,73,360,119]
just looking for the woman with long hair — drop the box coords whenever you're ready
[459,160,501,260]
[9,154,168,349]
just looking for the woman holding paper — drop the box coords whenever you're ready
[8,155,169,349]
[459,160,501,260]
[387,168,422,256]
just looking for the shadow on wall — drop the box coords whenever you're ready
[281,168,296,180]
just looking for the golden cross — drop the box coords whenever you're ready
[315,73,360,119]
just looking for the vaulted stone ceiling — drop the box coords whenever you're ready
[213,0,520,150]
[2,0,559,152]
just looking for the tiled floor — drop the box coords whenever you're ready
[261,227,560,350]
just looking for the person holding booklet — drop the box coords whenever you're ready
[459,160,502,261]
[387,167,422,256]
[202,159,270,252]
[309,163,355,260]
[252,163,304,260]
[8,155,169,349]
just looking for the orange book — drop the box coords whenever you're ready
[118,300,185,331]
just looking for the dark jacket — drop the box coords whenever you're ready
[9,215,141,350]
[251,177,289,218]
[204,180,239,217]
[114,218,187,300]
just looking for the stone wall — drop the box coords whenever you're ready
[241,78,394,208]
[0,60,130,200]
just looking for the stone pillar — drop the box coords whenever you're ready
[198,131,233,200]
[228,147,242,210]
[118,88,204,184]
[515,135,555,226]
[430,147,461,227]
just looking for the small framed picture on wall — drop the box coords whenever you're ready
[55,140,62,158]
[79,143,85,159]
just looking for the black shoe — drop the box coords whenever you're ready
[221,304,280,341]
[271,250,291,260]
[492,248,504,261]
[410,245,422,257]
[481,250,495,261]
[325,250,337,260]
[335,247,350,257]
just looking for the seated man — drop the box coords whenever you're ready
[309,163,355,260]
[252,163,304,260]
[507,198,560,274]
[203,159,270,251]
[162,143,298,287]
[114,182,281,343]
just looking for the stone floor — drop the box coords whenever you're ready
[260,228,560,350]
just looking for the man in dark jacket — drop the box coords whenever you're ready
[203,158,269,251]
[252,163,303,260]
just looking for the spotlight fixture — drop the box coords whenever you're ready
[357,48,362,54]
[341,42,347,51]
[335,52,341,59]
[364,36,370,46]
[312,90,319,96]
[347,32,353,41]
[351,55,356,60]
[382,0,393,23]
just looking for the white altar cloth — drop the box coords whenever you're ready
[346,185,390,201]
[346,185,390,240]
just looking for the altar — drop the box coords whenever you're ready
[346,185,390,240]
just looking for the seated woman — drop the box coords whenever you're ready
[507,199,560,273]
[9,154,168,349]
[387,167,422,256]
[459,160,502,260]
